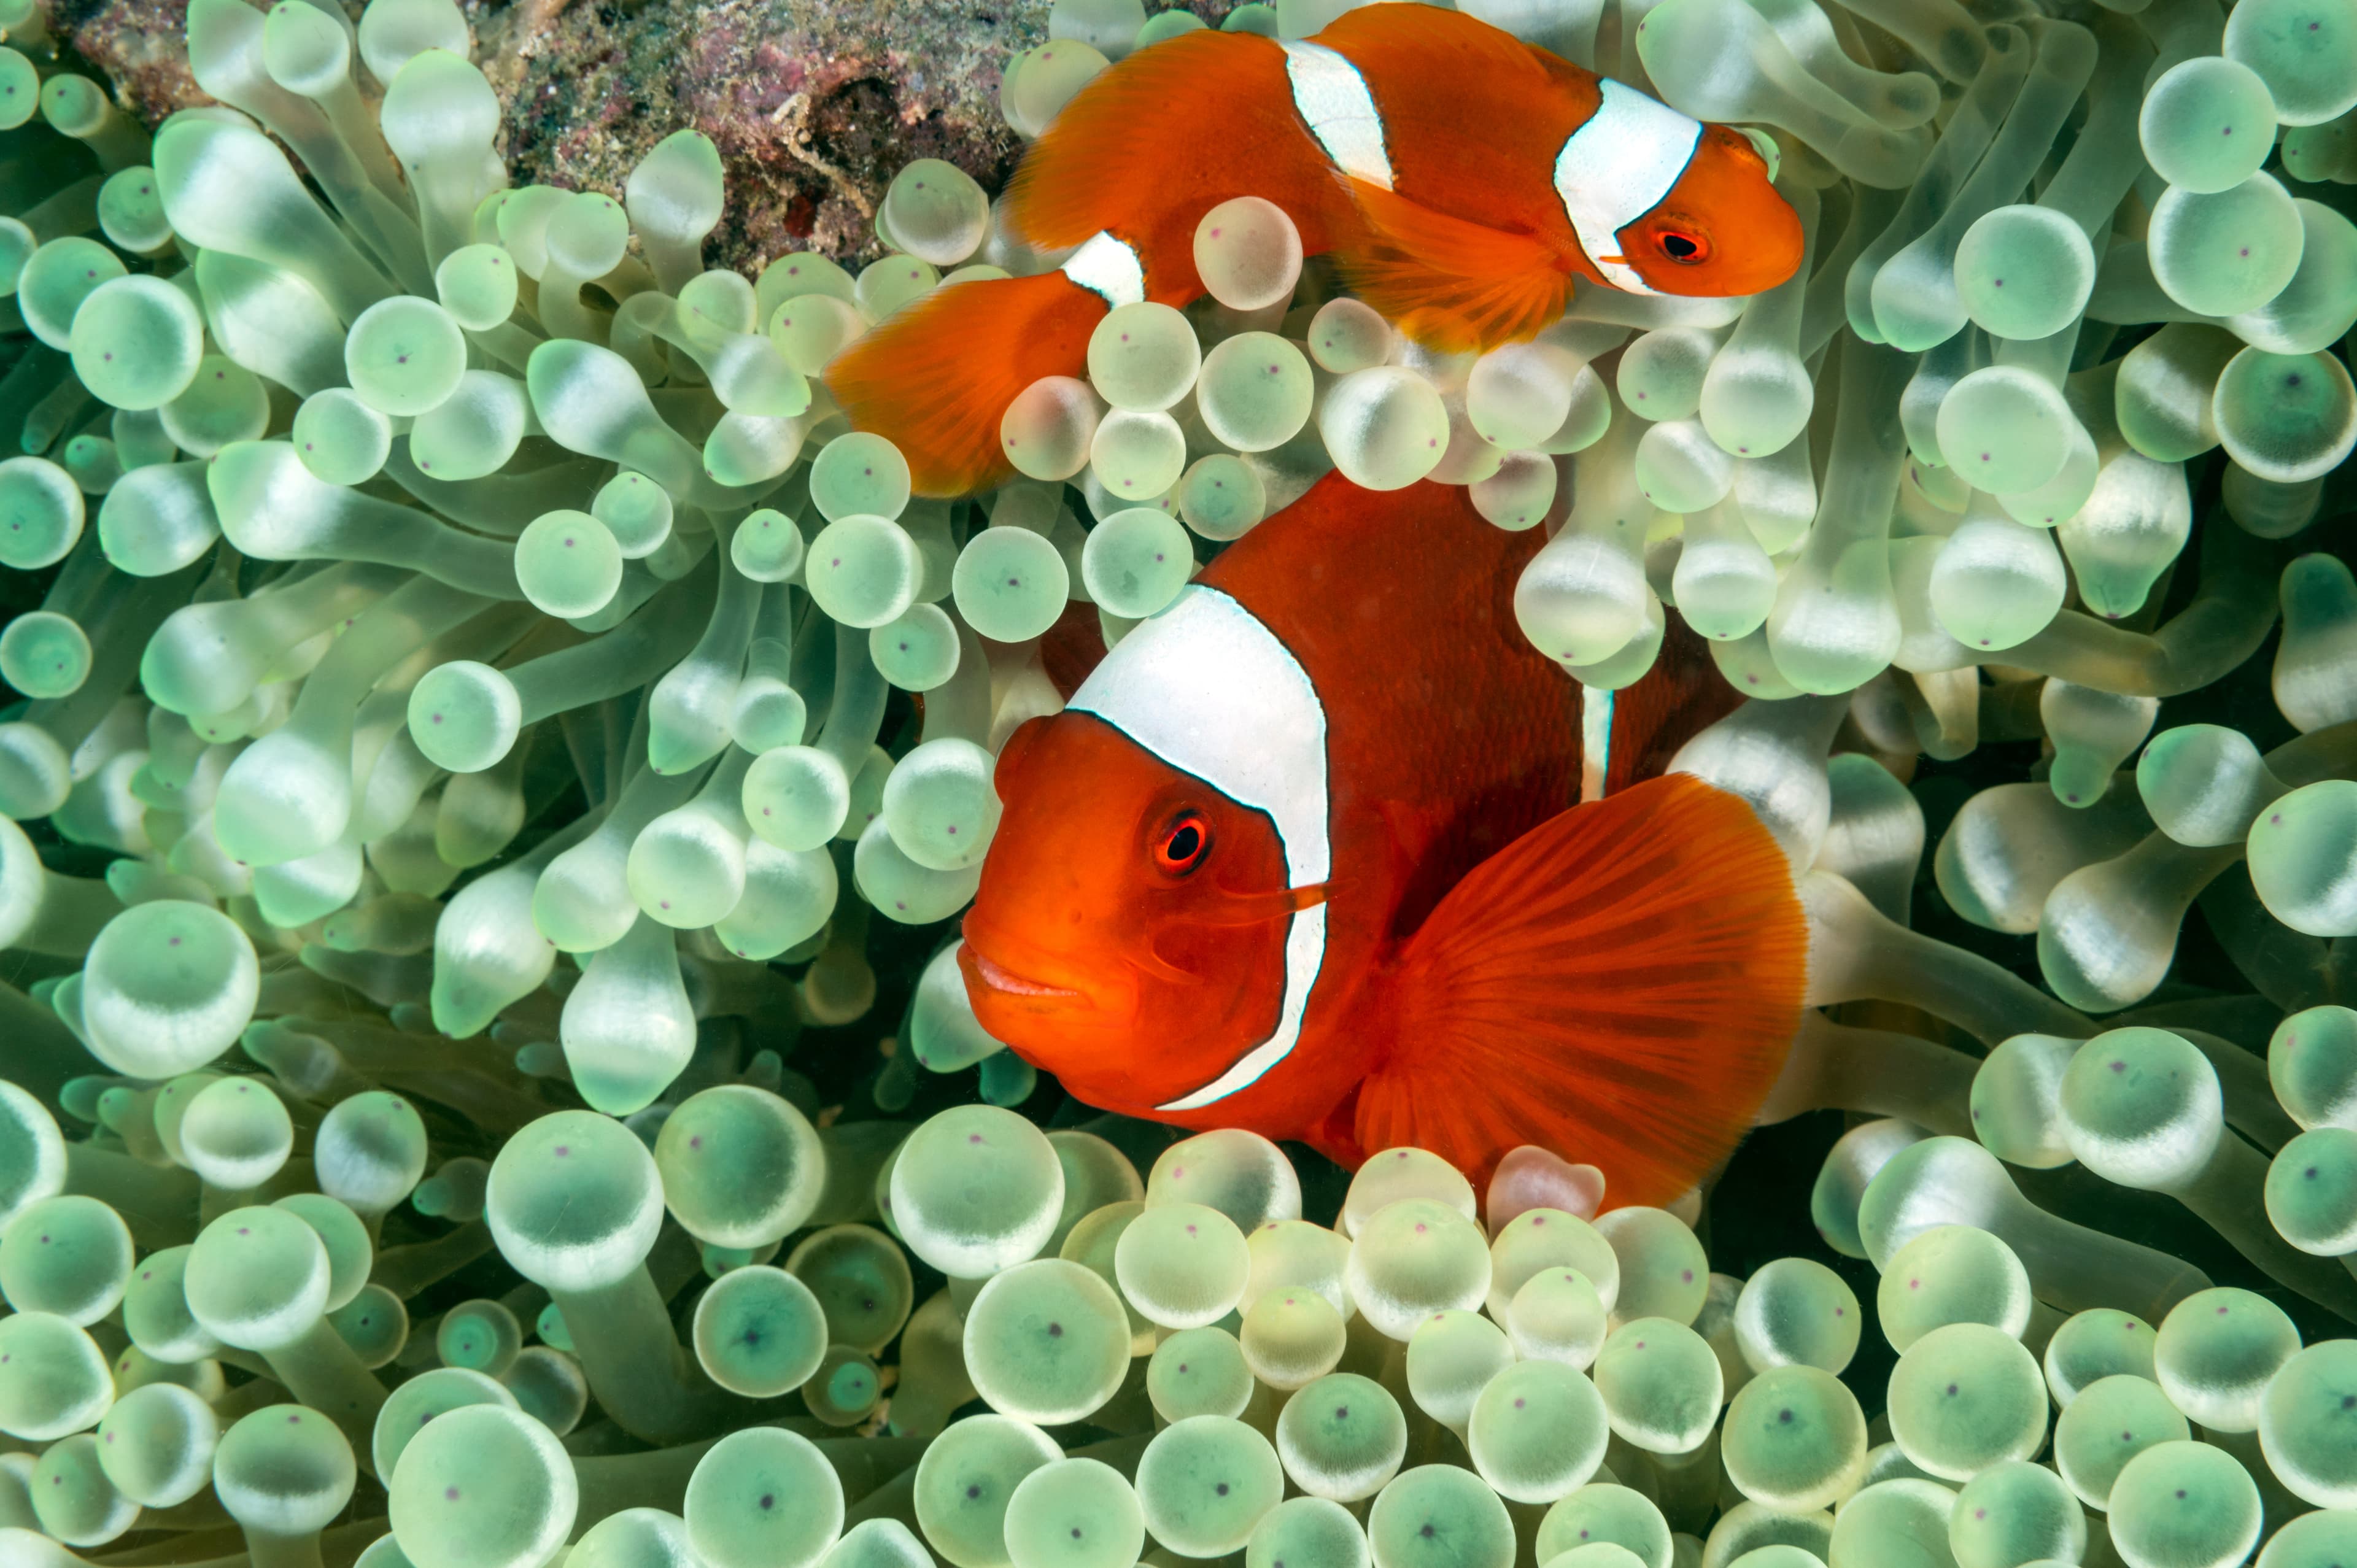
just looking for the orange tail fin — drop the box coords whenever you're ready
[1350,773,1807,1206]
[823,272,1107,497]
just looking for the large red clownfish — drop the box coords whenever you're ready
[960,473,1810,1203]
[829,4,1803,496]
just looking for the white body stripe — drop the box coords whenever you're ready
[1065,584,1330,1111]
[1161,905,1327,1111]
[1280,41,1395,191]
[1060,231,1147,309]
[1553,79,1702,295]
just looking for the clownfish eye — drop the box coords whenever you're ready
[1154,813,1210,875]
[1660,231,1707,264]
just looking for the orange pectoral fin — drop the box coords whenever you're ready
[1304,1085,1368,1170]
[1355,773,1808,1206]
[1335,178,1577,354]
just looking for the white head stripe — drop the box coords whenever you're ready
[1553,79,1703,296]
[1059,231,1146,309]
[1280,41,1395,191]
[1065,585,1331,1111]
[1068,585,1329,887]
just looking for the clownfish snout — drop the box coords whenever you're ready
[963,943,1083,1002]
[1620,124,1805,298]
[958,916,1133,1037]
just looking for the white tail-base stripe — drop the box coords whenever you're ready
[1066,584,1331,1111]
[1581,683,1613,801]
[1554,78,1701,295]
[1060,231,1147,309]
[1280,41,1396,191]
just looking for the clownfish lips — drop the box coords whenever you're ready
[966,948,1083,1000]
[957,925,1128,1032]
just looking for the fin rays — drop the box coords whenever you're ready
[1359,773,1809,1205]
[822,272,1107,497]
[1337,179,1576,352]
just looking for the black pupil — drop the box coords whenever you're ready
[1663,233,1700,260]
[1167,824,1201,862]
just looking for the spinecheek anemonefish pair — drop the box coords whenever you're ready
[959,473,1810,1203]
[828,4,1803,495]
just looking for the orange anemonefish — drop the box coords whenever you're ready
[828,4,1804,497]
[960,473,1811,1203]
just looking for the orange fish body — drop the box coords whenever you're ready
[828,6,1803,495]
[961,474,1811,1204]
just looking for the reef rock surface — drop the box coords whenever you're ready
[43,0,1236,267]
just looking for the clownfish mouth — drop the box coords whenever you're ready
[959,920,1136,1036]
[965,948,1085,1000]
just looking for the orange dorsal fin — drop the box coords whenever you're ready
[1038,598,1108,697]
[1352,773,1807,1205]
[822,271,1107,497]
[1318,1,1575,99]
[1007,28,1351,278]
[1007,29,1264,250]
[1334,177,1574,353]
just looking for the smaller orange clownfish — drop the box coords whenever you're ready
[961,473,1811,1203]
[829,5,1803,496]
